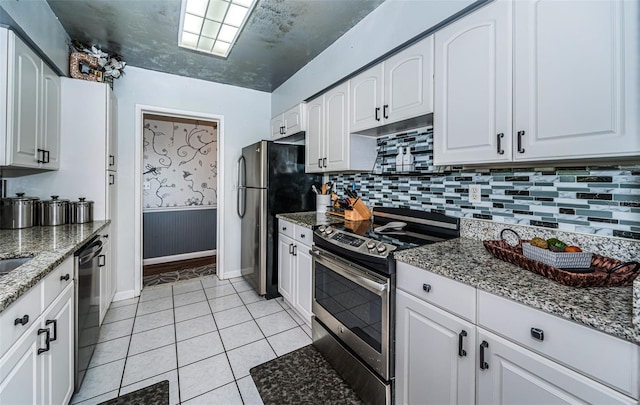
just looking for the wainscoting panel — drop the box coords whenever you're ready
[143,208,217,259]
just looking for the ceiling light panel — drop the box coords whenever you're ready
[179,0,256,57]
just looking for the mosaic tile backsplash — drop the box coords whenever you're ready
[329,127,640,240]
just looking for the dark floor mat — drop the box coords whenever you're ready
[143,264,216,286]
[99,380,169,405]
[250,345,363,405]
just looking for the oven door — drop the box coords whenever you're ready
[311,246,391,380]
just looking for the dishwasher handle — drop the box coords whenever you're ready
[77,240,104,265]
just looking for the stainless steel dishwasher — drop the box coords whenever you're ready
[74,234,104,391]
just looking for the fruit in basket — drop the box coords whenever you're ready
[564,245,582,252]
[546,238,567,252]
[529,237,548,249]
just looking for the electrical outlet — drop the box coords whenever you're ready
[143,182,151,190]
[469,184,481,203]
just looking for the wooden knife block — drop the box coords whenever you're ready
[344,199,371,221]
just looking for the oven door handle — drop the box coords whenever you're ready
[310,248,388,294]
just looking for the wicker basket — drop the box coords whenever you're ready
[483,229,640,287]
[522,243,592,269]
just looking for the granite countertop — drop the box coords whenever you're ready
[276,212,345,229]
[394,237,638,345]
[0,221,110,313]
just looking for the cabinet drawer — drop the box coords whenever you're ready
[278,219,295,239]
[0,282,42,354]
[43,256,74,310]
[478,290,639,399]
[294,224,312,244]
[397,262,476,322]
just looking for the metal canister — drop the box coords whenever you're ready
[0,193,39,229]
[71,197,94,224]
[39,195,69,226]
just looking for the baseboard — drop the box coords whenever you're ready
[113,289,137,301]
[143,250,217,266]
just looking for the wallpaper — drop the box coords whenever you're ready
[143,116,218,208]
[329,127,640,240]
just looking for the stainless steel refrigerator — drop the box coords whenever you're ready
[237,140,321,297]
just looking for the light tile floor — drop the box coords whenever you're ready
[71,275,313,405]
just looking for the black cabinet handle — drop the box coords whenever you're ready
[383,104,389,119]
[496,133,504,155]
[109,174,115,185]
[293,245,297,256]
[46,319,57,342]
[38,328,50,354]
[109,155,115,166]
[60,274,70,281]
[531,327,544,341]
[14,314,29,326]
[45,150,50,163]
[300,234,305,239]
[422,283,431,293]
[103,234,109,238]
[289,243,294,255]
[458,330,467,357]
[375,107,381,121]
[282,227,287,231]
[37,149,46,163]
[517,131,526,153]
[480,340,489,369]
[323,158,327,168]
[98,254,106,267]
[318,158,322,169]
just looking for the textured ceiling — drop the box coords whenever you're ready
[47,0,386,92]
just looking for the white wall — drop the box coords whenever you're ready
[271,0,476,116]
[115,66,270,296]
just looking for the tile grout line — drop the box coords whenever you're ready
[116,296,139,397]
[170,284,182,405]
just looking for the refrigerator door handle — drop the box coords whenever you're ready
[237,156,247,218]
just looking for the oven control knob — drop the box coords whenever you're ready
[366,240,376,250]
[376,243,387,253]
[325,226,334,235]
[318,226,326,234]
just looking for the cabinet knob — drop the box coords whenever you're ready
[60,274,70,281]
[14,314,29,326]
[530,327,544,341]
[422,283,431,293]
[300,234,305,239]
[282,227,287,231]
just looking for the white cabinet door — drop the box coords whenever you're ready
[9,33,41,168]
[106,90,117,171]
[350,64,384,133]
[513,0,639,161]
[0,321,41,405]
[434,0,513,165]
[384,36,434,125]
[305,96,324,173]
[476,328,635,405]
[283,104,304,135]
[278,233,294,304]
[42,63,61,170]
[324,82,349,172]
[293,241,313,326]
[270,115,285,139]
[42,285,74,405]
[396,290,476,405]
[99,236,111,324]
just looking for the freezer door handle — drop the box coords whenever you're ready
[237,156,247,218]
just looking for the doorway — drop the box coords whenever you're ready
[134,106,225,296]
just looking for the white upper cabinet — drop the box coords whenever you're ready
[271,103,305,140]
[0,29,60,169]
[434,0,639,165]
[305,82,376,173]
[513,0,638,161]
[350,37,434,133]
[434,0,513,165]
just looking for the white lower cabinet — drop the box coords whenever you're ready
[476,327,635,405]
[277,219,313,325]
[98,228,115,325]
[396,289,476,405]
[395,263,639,404]
[0,283,75,405]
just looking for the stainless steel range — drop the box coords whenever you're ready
[311,207,460,405]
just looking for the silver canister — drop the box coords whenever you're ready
[39,195,69,226]
[71,197,94,224]
[0,193,39,229]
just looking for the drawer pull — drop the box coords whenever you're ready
[530,327,544,341]
[98,254,106,267]
[282,227,287,231]
[300,234,305,239]
[60,274,70,281]
[289,243,294,255]
[422,283,431,293]
[37,328,51,355]
[480,340,489,370]
[458,330,467,357]
[14,315,29,326]
[46,319,57,342]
